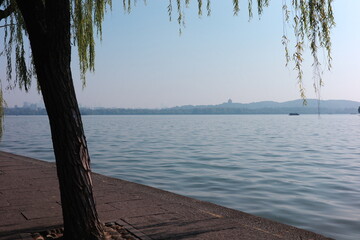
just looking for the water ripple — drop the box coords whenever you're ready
[1,115,360,240]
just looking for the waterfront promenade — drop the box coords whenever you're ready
[0,151,331,240]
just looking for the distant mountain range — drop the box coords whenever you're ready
[5,99,360,115]
[166,99,360,114]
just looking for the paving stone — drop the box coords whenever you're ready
[183,226,283,240]
[0,199,9,207]
[21,204,62,220]
[123,212,197,230]
[108,200,168,218]
[0,151,332,240]
[97,203,117,212]
[0,234,25,240]
[139,218,239,239]
[0,211,27,227]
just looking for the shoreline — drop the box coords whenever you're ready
[0,151,332,240]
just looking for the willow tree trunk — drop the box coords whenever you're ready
[16,1,104,239]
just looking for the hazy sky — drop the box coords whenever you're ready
[1,1,360,108]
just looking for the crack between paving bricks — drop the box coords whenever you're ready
[240,223,284,239]
[148,226,238,240]
[21,212,29,220]
[116,218,153,240]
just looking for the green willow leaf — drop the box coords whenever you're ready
[0,0,335,136]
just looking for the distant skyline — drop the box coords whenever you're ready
[1,1,360,108]
[6,99,360,116]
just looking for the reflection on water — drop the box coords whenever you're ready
[1,115,360,240]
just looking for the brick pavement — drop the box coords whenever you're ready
[0,151,332,240]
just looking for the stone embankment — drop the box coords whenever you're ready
[0,151,332,240]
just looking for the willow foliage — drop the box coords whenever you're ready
[0,0,334,132]
[0,88,4,137]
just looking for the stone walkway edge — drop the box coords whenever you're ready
[0,151,332,240]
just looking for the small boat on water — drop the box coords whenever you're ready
[289,113,300,116]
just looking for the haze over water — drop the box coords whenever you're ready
[1,114,360,240]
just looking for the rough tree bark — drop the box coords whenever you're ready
[15,1,104,239]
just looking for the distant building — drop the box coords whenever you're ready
[227,99,233,104]
[22,102,39,110]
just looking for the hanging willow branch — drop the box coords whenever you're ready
[282,0,335,104]
[0,0,335,96]
[0,0,335,136]
[122,0,334,102]
[0,88,5,137]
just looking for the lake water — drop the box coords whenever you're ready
[1,115,359,240]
